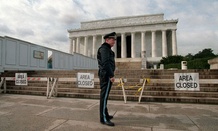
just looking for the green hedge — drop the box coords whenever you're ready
[187,58,210,69]
[163,57,211,69]
[164,63,181,69]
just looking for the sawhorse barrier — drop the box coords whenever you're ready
[0,77,48,94]
[137,78,218,103]
[116,78,150,103]
[3,76,216,104]
[46,78,128,103]
[1,77,97,99]
[0,77,127,103]
[116,77,218,103]
[0,77,65,99]
[46,78,127,99]
[0,76,153,104]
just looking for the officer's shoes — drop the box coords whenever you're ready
[100,120,115,126]
[108,115,113,120]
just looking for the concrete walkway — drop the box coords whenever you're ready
[0,94,218,131]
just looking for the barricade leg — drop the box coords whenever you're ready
[55,79,58,97]
[48,78,57,98]
[120,78,127,104]
[46,77,50,98]
[4,79,6,94]
[0,78,5,93]
[138,79,146,103]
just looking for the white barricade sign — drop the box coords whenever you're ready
[15,73,28,85]
[174,73,199,91]
[77,73,94,88]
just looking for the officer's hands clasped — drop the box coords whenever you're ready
[110,77,115,83]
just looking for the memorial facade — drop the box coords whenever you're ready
[68,13,178,68]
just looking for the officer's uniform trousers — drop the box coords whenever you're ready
[99,76,112,122]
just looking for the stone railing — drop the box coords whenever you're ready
[208,57,218,69]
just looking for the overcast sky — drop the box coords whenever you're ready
[0,0,218,56]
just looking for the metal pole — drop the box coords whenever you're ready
[138,79,146,103]
[120,78,127,104]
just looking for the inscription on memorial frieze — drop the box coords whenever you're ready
[81,14,164,29]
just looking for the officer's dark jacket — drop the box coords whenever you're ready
[97,42,115,78]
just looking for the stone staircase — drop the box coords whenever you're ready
[116,62,142,70]
[1,69,218,104]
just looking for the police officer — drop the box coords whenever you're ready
[97,32,116,126]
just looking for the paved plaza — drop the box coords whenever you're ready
[0,94,218,131]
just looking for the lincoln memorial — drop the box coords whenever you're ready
[68,13,178,68]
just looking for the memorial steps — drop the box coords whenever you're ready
[116,62,141,70]
[1,69,218,104]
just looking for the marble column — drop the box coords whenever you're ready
[88,50,91,57]
[131,32,135,58]
[172,29,178,55]
[72,39,76,53]
[162,30,167,57]
[121,33,126,58]
[112,40,117,58]
[141,31,147,69]
[84,36,88,56]
[69,39,73,54]
[92,35,96,58]
[141,31,146,56]
[76,37,80,53]
[151,31,157,57]
[102,35,104,44]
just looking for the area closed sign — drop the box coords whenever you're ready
[77,73,94,88]
[15,73,28,85]
[174,73,199,91]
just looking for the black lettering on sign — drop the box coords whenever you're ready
[19,80,27,84]
[80,75,90,80]
[179,75,193,81]
[176,82,198,88]
[78,81,93,86]
[18,75,24,79]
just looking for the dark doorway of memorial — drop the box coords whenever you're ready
[116,36,121,58]
[126,35,131,58]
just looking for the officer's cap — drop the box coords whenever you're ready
[103,32,116,39]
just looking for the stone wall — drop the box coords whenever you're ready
[208,57,218,69]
